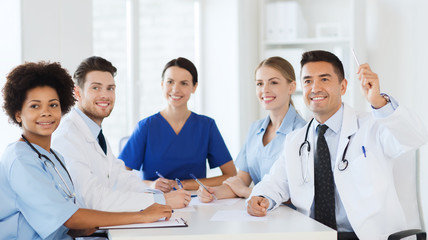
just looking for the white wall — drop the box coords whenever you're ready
[21,0,93,71]
[0,1,22,153]
[237,0,260,145]
[366,0,428,229]
[199,0,259,158]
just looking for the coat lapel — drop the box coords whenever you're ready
[334,104,358,168]
[70,109,108,157]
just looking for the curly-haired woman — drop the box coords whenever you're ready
[0,61,172,240]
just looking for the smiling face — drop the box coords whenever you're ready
[255,66,296,113]
[161,66,197,109]
[75,71,116,126]
[15,86,62,143]
[301,61,347,123]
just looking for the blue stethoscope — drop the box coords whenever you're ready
[298,119,351,183]
[22,134,76,203]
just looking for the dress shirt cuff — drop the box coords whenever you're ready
[153,192,166,205]
[372,94,398,118]
[262,195,276,211]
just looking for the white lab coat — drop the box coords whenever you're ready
[251,103,428,240]
[52,108,156,212]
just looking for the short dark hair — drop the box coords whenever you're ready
[73,56,117,88]
[300,50,345,81]
[161,57,198,85]
[2,61,75,126]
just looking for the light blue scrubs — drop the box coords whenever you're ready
[235,105,305,184]
[0,141,79,240]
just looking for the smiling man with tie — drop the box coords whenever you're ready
[247,50,428,240]
[52,56,190,213]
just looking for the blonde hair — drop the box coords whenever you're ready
[256,56,296,106]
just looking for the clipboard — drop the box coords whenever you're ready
[98,218,188,230]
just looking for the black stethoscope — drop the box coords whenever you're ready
[21,134,76,202]
[298,119,351,183]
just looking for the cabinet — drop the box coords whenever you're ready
[259,0,366,119]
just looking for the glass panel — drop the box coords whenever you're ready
[138,0,196,116]
[92,0,196,155]
[93,0,128,155]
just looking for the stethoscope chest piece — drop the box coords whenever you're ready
[338,159,349,171]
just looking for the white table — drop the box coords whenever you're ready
[108,199,336,240]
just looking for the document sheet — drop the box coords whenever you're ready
[99,218,187,229]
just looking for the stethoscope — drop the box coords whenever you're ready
[21,135,76,203]
[298,119,351,183]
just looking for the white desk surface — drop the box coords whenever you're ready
[108,198,336,240]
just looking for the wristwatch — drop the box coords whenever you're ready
[380,93,391,103]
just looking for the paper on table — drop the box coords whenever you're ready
[99,218,187,229]
[189,197,240,206]
[173,205,196,212]
[144,188,163,194]
[210,210,268,222]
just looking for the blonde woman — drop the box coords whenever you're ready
[198,56,305,201]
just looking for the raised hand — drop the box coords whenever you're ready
[357,63,387,109]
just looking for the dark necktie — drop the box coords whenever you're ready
[98,129,107,155]
[314,124,337,230]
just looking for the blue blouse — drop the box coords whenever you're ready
[235,105,306,184]
[0,142,78,240]
[119,112,232,180]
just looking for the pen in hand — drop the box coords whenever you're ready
[351,48,361,66]
[175,178,183,189]
[189,173,217,200]
[155,171,177,190]
[155,171,166,179]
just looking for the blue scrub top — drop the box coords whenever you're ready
[0,142,78,240]
[119,112,232,180]
[235,105,306,184]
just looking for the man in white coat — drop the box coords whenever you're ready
[247,50,428,240]
[53,56,190,212]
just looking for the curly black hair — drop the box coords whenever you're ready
[2,61,76,126]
